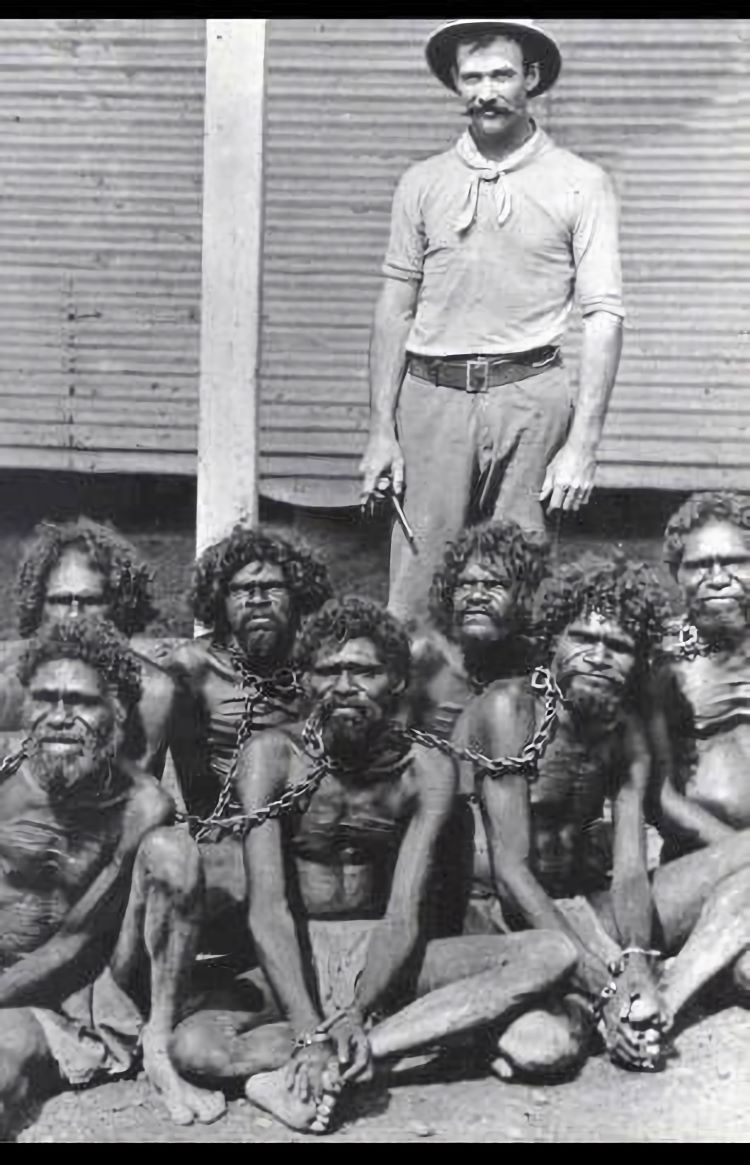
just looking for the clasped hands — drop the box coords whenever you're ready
[598,951,672,1072]
[288,1005,373,1107]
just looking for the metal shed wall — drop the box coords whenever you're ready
[0,18,205,475]
[260,18,750,507]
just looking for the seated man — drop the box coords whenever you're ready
[461,555,750,1078]
[167,525,332,956]
[408,520,549,737]
[0,617,223,1137]
[10,517,173,777]
[650,490,750,992]
[170,597,577,1135]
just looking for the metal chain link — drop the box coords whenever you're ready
[403,667,560,782]
[179,666,561,840]
[0,739,28,780]
[659,622,727,664]
[176,649,304,842]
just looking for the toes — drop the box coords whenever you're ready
[490,1054,515,1081]
[195,1090,227,1125]
[163,1098,195,1126]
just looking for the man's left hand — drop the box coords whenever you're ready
[540,442,597,513]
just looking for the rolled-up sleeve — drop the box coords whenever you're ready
[573,167,625,320]
[381,168,425,283]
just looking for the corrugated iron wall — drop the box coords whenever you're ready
[0,18,205,475]
[260,18,750,506]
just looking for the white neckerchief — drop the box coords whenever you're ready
[453,124,543,233]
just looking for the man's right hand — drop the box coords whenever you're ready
[359,427,405,503]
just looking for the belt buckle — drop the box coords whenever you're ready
[466,358,490,393]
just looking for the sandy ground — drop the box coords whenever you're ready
[18,1005,750,1143]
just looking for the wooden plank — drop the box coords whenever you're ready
[196,19,265,554]
[0,445,196,474]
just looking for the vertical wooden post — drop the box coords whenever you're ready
[196,19,266,555]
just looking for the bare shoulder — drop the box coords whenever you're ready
[164,635,212,681]
[121,765,173,837]
[480,676,532,720]
[236,725,296,797]
[132,652,176,704]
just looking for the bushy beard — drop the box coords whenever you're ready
[691,596,748,644]
[27,725,117,801]
[562,676,624,734]
[314,697,386,764]
[236,617,289,669]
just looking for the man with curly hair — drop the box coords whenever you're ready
[410,519,549,737]
[648,491,750,997]
[169,597,577,1135]
[466,554,750,1080]
[9,517,173,777]
[167,525,332,959]
[0,617,224,1137]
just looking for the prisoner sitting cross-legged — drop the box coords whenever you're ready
[457,555,750,1079]
[0,617,224,1137]
[649,491,750,997]
[170,597,577,1136]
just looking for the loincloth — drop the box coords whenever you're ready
[31,966,143,1086]
[307,919,378,1018]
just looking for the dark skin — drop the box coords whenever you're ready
[243,638,447,1082]
[171,633,577,1135]
[0,657,225,1130]
[457,613,665,1069]
[464,606,750,1074]
[408,553,531,733]
[168,559,299,816]
[33,547,175,778]
[650,520,750,852]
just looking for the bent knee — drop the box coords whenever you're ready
[497,1005,588,1080]
[137,826,202,894]
[170,1019,232,1077]
[732,949,750,997]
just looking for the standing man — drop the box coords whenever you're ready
[360,19,625,623]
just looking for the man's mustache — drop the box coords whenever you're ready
[463,101,511,117]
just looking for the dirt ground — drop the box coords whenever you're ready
[4,471,748,1142]
[18,1005,750,1143]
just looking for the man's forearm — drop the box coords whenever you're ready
[354,914,420,1017]
[368,297,414,431]
[250,907,321,1035]
[568,311,623,452]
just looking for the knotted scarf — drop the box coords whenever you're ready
[453,124,544,233]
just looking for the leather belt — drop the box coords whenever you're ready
[407,346,560,393]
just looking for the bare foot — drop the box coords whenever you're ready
[142,1026,227,1126]
[245,1065,342,1135]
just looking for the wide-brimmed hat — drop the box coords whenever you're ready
[425,19,562,99]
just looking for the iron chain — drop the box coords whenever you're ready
[403,667,560,782]
[179,666,561,840]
